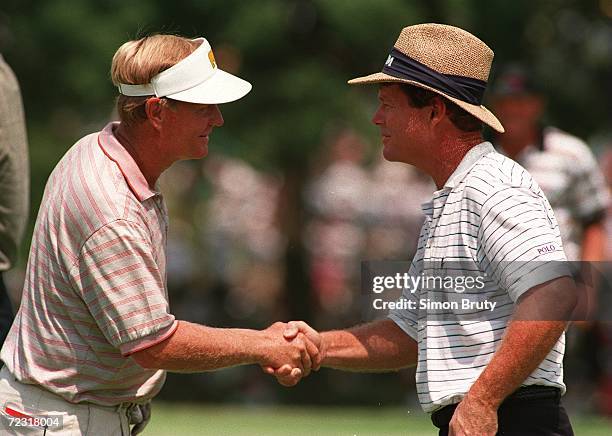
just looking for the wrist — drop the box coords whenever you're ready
[320,331,342,367]
[318,332,329,367]
[244,329,270,366]
[464,384,502,411]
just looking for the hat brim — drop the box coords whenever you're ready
[348,72,504,133]
[167,69,252,105]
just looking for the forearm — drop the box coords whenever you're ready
[447,320,565,435]
[132,320,264,372]
[467,277,576,408]
[321,319,417,372]
[467,320,566,408]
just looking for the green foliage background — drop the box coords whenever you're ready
[2,0,611,232]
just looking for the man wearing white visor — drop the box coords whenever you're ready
[0,34,321,435]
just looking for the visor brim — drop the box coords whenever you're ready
[167,69,252,104]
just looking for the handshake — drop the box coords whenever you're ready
[257,321,325,387]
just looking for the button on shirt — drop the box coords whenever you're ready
[1,122,178,406]
[389,142,570,413]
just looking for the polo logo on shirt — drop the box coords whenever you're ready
[536,243,559,256]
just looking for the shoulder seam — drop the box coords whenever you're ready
[68,218,153,274]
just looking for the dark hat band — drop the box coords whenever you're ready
[382,48,487,105]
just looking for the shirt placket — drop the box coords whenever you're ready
[423,192,447,270]
[421,202,434,275]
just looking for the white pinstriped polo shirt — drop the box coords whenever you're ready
[389,142,570,413]
[1,122,177,406]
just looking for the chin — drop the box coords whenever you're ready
[188,145,209,160]
[382,145,398,162]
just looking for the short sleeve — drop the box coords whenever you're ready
[478,186,570,301]
[69,219,177,356]
[388,309,418,341]
[388,262,420,341]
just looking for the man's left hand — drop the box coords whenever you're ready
[449,395,497,436]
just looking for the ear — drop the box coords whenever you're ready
[144,97,165,131]
[429,96,447,127]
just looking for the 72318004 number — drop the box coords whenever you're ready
[8,416,61,427]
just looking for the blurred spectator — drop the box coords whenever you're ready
[0,54,29,347]
[158,161,212,323]
[203,156,286,324]
[492,66,609,262]
[304,129,434,327]
[366,158,434,260]
[304,130,370,323]
[602,150,612,260]
[492,65,610,413]
[158,156,288,402]
[160,155,287,326]
[597,147,612,415]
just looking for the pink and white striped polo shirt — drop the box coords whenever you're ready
[1,122,178,406]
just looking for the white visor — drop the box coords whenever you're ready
[117,38,252,104]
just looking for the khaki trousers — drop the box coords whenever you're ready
[0,366,131,435]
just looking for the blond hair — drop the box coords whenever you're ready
[111,34,199,125]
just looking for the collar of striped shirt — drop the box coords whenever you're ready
[97,122,159,202]
[443,141,496,189]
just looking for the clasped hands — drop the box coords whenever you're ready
[258,321,323,387]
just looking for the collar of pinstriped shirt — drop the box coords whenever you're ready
[443,141,496,189]
[97,122,159,201]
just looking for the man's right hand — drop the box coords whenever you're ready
[257,322,321,387]
[261,321,324,386]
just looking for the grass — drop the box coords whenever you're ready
[144,403,612,435]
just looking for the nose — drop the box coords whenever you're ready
[211,104,224,127]
[372,105,384,126]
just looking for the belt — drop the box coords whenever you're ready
[431,386,561,429]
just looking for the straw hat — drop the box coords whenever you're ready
[349,23,504,133]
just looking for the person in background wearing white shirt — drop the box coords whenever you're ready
[491,66,608,263]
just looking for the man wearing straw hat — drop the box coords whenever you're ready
[276,23,577,435]
[0,34,321,435]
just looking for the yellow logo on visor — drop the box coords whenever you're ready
[208,51,217,69]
